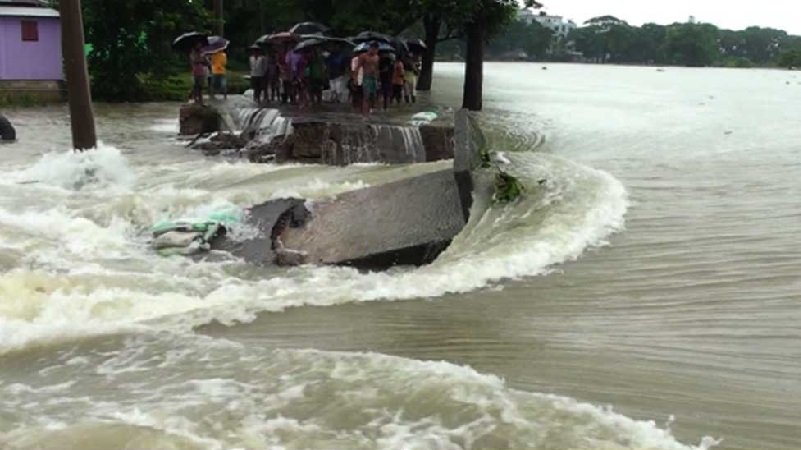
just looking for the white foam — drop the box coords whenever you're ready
[11,144,137,191]
[0,342,717,450]
[0,141,630,355]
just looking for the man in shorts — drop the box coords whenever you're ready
[358,42,381,114]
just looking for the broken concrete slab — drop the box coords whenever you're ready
[214,198,307,266]
[273,169,466,270]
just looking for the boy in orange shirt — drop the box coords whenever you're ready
[211,50,228,100]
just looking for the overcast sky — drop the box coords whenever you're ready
[534,0,801,34]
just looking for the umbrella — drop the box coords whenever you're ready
[404,37,427,54]
[352,31,391,44]
[172,31,209,52]
[255,32,300,47]
[201,35,229,54]
[353,42,395,55]
[391,36,409,54]
[293,38,327,52]
[290,21,331,36]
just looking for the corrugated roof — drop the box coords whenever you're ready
[0,6,59,17]
[0,0,49,5]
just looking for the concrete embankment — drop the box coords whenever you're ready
[179,100,454,166]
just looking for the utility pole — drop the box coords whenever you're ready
[213,0,224,36]
[60,0,97,151]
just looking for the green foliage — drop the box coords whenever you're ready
[721,56,755,68]
[665,22,718,67]
[487,20,552,60]
[570,18,801,68]
[778,49,801,68]
[493,171,524,204]
[81,0,210,102]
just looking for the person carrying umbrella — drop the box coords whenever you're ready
[190,42,208,105]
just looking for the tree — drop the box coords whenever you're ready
[665,21,718,67]
[412,0,478,92]
[487,20,552,60]
[82,0,210,101]
[461,0,521,110]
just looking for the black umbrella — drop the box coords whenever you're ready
[352,31,391,44]
[391,36,409,54]
[290,21,331,35]
[254,32,301,48]
[294,38,327,52]
[172,31,209,52]
[404,38,427,54]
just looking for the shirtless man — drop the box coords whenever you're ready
[358,42,381,114]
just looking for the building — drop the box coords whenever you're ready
[517,9,577,39]
[0,0,63,102]
[517,9,579,59]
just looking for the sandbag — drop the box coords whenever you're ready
[410,112,437,126]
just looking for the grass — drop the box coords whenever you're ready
[0,92,58,107]
[138,71,250,102]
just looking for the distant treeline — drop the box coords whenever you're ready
[437,15,801,68]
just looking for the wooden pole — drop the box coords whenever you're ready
[213,0,224,36]
[60,0,96,151]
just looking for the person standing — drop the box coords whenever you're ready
[210,49,228,101]
[358,42,381,114]
[307,49,326,106]
[190,42,207,105]
[350,51,363,110]
[392,57,405,105]
[326,50,347,103]
[249,47,266,104]
[266,52,279,103]
[378,54,393,110]
[403,53,418,104]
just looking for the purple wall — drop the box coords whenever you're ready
[0,16,63,80]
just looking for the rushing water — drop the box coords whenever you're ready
[0,64,798,449]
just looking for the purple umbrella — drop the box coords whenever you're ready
[202,35,229,54]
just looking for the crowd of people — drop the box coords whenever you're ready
[247,41,420,114]
[188,35,422,115]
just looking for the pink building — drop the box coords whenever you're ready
[0,0,62,101]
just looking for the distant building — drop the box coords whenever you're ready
[0,0,63,101]
[517,9,579,59]
[517,9,577,38]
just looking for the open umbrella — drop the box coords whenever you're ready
[404,37,427,54]
[352,31,391,44]
[293,38,327,52]
[202,35,229,54]
[290,21,331,36]
[172,31,209,52]
[257,31,301,47]
[391,36,409,54]
[353,42,395,55]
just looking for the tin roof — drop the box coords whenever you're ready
[0,0,49,5]
[0,6,59,17]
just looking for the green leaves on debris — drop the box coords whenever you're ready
[493,170,524,204]
[479,144,524,204]
[479,145,492,168]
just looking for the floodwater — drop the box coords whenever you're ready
[0,63,799,449]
